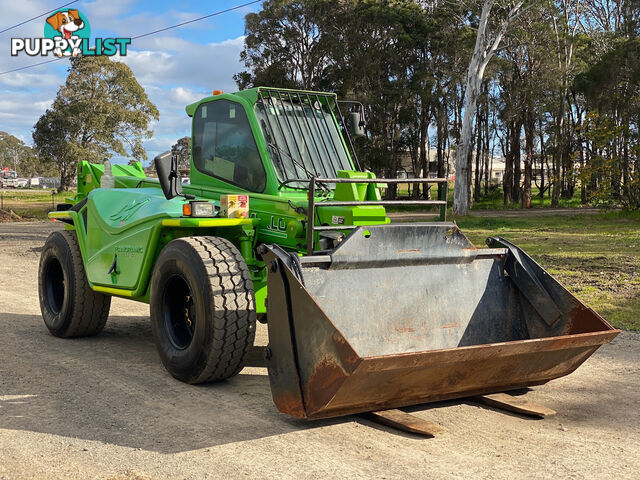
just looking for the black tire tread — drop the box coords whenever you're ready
[40,230,111,337]
[62,230,111,337]
[177,236,255,383]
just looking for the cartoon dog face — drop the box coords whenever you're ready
[46,9,84,40]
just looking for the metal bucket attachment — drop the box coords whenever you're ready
[261,223,619,419]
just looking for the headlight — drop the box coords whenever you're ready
[183,201,216,217]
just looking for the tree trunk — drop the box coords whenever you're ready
[538,115,545,197]
[454,68,481,215]
[437,105,447,202]
[59,162,75,192]
[453,1,493,216]
[578,128,587,204]
[474,103,482,202]
[551,113,562,208]
[522,110,535,208]
[503,123,513,205]
[419,99,429,199]
[512,120,522,203]
[484,98,490,195]
[453,0,524,214]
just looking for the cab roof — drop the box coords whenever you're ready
[185,87,337,117]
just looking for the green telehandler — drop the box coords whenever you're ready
[38,87,618,421]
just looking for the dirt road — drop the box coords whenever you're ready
[1,222,638,479]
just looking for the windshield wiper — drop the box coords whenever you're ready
[267,142,331,193]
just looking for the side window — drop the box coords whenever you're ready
[192,100,266,192]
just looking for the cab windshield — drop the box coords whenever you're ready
[254,90,353,186]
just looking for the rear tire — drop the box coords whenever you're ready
[150,236,256,383]
[38,231,111,337]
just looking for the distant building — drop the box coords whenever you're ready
[396,149,549,186]
[396,149,503,183]
[38,177,61,189]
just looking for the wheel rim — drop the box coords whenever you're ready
[44,258,65,314]
[162,274,196,350]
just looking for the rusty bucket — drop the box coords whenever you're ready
[261,223,618,420]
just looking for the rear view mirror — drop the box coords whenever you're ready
[348,112,366,137]
[155,150,183,200]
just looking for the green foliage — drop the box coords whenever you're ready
[0,131,56,178]
[236,0,640,210]
[574,37,640,208]
[32,56,159,191]
[171,136,191,170]
[235,0,338,90]
[575,37,640,110]
[237,0,471,182]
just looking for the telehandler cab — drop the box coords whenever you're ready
[39,87,618,421]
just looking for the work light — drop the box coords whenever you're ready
[183,201,216,217]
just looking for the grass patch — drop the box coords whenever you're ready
[0,189,76,221]
[0,189,71,204]
[390,184,596,212]
[0,207,50,221]
[470,186,585,210]
[455,211,640,331]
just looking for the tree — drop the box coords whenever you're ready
[172,136,191,171]
[338,0,428,185]
[33,56,159,191]
[575,37,640,207]
[236,0,436,185]
[453,0,529,215]
[234,0,640,211]
[0,132,25,173]
[0,131,56,178]
[494,5,554,207]
[234,0,337,90]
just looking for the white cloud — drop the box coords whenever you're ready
[0,6,250,158]
[0,71,63,88]
[171,86,202,104]
[107,35,246,162]
[118,36,245,92]
[82,0,138,23]
[0,89,55,141]
[82,2,223,38]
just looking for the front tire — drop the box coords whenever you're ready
[150,236,256,383]
[38,231,111,337]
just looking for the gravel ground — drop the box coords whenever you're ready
[0,221,638,480]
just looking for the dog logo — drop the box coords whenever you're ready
[45,9,89,57]
[46,9,86,57]
[11,10,130,58]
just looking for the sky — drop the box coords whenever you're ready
[0,0,262,164]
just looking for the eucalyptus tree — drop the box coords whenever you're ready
[33,56,158,191]
[575,37,640,207]
[453,0,534,215]
[234,0,338,90]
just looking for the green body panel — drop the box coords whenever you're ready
[72,161,146,203]
[54,187,257,304]
[114,174,388,252]
[84,188,177,290]
[63,87,405,313]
